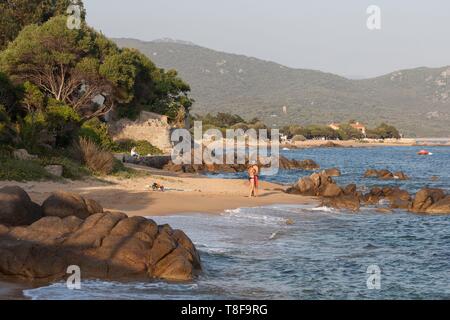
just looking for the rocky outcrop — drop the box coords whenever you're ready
[44,165,63,177]
[410,188,448,214]
[323,168,341,177]
[0,186,42,226]
[42,191,103,220]
[321,195,361,212]
[0,188,201,282]
[287,171,335,197]
[162,156,319,174]
[363,169,409,180]
[362,187,412,209]
[288,171,361,211]
[425,196,450,214]
[13,149,37,161]
[109,111,173,153]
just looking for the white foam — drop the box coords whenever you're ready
[311,206,336,213]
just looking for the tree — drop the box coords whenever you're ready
[0,16,115,121]
[367,123,400,139]
[0,0,85,50]
[337,123,365,140]
[0,72,20,114]
[105,49,192,120]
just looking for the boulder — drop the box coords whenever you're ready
[44,165,63,177]
[85,199,104,215]
[411,188,446,213]
[323,168,341,177]
[0,186,42,226]
[363,169,408,180]
[13,149,37,161]
[0,211,201,282]
[343,184,357,196]
[42,191,93,219]
[322,184,343,198]
[425,196,450,214]
[295,176,316,196]
[378,169,394,179]
[321,195,360,212]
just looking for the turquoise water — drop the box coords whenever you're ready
[24,147,450,300]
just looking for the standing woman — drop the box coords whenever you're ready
[247,165,256,198]
[252,163,260,197]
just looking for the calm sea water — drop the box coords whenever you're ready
[24,146,450,300]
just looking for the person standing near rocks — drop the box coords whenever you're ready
[252,163,260,197]
[248,165,257,198]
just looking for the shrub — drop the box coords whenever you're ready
[78,118,114,150]
[38,156,90,180]
[0,105,17,145]
[74,137,115,175]
[0,157,54,181]
[113,139,163,155]
[292,135,306,142]
[46,100,81,147]
[18,111,51,153]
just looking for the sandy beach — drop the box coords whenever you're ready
[0,164,317,217]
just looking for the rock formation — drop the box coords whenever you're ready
[0,188,202,282]
[363,169,409,180]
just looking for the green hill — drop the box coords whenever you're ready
[114,38,450,137]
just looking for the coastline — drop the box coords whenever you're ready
[0,164,318,217]
[0,165,317,299]
[282,139,450,149]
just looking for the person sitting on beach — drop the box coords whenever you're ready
[131,147,139,158]
[247,165,257,198]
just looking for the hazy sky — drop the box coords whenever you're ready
[84,0,450,78]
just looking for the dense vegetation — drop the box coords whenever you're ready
[0,1,186,181]
[281,121,400,140]
[0,0,85,50]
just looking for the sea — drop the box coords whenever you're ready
[24,146,450,300]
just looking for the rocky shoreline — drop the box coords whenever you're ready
[0,187,202,285]
[125,155,320,174]
[287,169,449,214]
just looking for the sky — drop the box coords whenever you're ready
[84,0,450,79]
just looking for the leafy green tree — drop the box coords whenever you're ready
[21,81,46,113]
[0,16,114,121]
[0,0,85,50]
[337,123,365,140]
[367,123,400,139]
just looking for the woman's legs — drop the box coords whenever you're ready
[248,178,255,197]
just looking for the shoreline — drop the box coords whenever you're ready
[0,167,318,299]
[0,280,30,300]
[0,165,318,217]
[281,139,450,149]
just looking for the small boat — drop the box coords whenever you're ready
[418,150,432,155]
[282,147,290,151]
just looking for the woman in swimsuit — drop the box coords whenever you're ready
[252,164,259,197]
[248,165,256,198]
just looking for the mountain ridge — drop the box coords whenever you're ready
[113,38,450,137]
